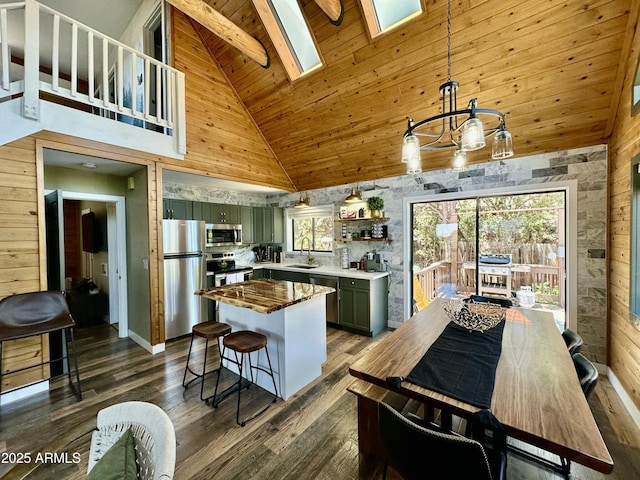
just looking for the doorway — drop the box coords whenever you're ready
[45,190,129,337]
[409,189,569,330]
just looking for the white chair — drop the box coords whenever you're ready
[88,401,176,480]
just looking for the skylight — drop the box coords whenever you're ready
[253,0,322,80]
[360,0,423,37]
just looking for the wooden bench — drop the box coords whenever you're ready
[347,378,457,456]
[347,378,426,456]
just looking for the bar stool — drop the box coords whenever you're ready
[210,330,278,426]
[182,321,231,401]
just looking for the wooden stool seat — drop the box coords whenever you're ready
[211,329,278,426]
[223,331,267,353]
[193,321,232,339]
[182,321,231,401]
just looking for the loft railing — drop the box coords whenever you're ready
[0,0,186,154]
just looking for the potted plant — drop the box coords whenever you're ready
[366,196,384,218]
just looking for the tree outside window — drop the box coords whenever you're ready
[292,217,333,252]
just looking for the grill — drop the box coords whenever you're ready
[478,254,512,296]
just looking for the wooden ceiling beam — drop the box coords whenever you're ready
[313,0,344,24]
[166,0,269,67]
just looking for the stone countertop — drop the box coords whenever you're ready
[196,279,335,314]
[253,262,390,281]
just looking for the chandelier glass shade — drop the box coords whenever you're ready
[401,0,513,173]
[451,149,467,172]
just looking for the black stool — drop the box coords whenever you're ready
[182,321,231,401]
[210,330,278,426]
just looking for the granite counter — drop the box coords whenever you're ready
[196,279,334,400]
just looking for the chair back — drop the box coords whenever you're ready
[562,328,584,355]
[0,291,73,341]
[88,401,176,480]
[378,402,497,480]
[572,353,598,399]
[465,295,513,308]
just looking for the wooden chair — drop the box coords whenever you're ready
[378,402,506,480]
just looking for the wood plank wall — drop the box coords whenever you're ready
[0,137,50,390]
[607,5,640,413]
[170,9,294,191]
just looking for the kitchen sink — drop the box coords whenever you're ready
[289,264,320,269]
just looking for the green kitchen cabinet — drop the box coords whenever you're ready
[210,203,240,224]
[339,276,388,336]
[163,199,193,219]
[241,206,254,243]
[253,206,284,244]
[192,201,209,221]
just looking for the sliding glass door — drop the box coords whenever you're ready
[411,191,566,325]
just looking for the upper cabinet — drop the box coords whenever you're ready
[191,202,240,224]
[163,199,193,219]
[253,206,284,244]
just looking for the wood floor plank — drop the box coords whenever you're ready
[0,322,638,480]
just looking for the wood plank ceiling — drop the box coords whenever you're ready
[190,0,632,191]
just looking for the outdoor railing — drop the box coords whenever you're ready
[0,0,186,154]
[413,261,563,306]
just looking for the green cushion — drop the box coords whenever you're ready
[88,427,138,480]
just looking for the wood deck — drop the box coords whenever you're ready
[0,323,638,479]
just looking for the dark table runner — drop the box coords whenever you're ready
[405,319,506,409]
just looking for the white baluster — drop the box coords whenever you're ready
[71,23,77,97]
[51,14,59,92]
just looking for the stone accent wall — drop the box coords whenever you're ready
[165,145,608,362]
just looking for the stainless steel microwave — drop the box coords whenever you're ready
[205,223,242,247]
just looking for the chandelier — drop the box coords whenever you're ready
[401,0,513,174]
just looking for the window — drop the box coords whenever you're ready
[360,0,423,38]
[633,57,640,116]
[287,206,334,253]
[631,156,640,318]
[252,0,323,80]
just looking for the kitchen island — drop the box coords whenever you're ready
[196,279,335,400]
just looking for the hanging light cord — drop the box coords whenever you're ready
[447,0,451,83]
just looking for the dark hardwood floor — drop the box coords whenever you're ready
[0,322,639,479]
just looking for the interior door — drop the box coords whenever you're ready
[45,190,65,291]
[44,189,66,374]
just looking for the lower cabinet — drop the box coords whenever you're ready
[254,269,388,336]
[339,276,388,337]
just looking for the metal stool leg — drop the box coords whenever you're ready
[65,328,82,401]
[182,334,197,389]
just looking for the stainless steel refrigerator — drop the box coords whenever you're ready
[163,219,206,340]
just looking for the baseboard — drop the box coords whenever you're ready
[128,330,165,355]
[0,381,49,406]
[608,367,640,431]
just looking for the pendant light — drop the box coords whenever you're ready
[401,0,513,171]
[294,192,310,208]
[345,185,363,203]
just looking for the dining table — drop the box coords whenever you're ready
[348,298,614,474]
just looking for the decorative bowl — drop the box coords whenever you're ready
[443,299,506,332]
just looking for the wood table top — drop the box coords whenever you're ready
[349,298,614,474]
[196,279,335,314]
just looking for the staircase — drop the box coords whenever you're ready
[0,0,186,158]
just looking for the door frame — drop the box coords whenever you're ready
[47,191,129,337]
[403,180,578,329]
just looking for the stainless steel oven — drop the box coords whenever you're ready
[205,223,242,247]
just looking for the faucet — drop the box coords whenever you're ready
[300,237,314,265]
